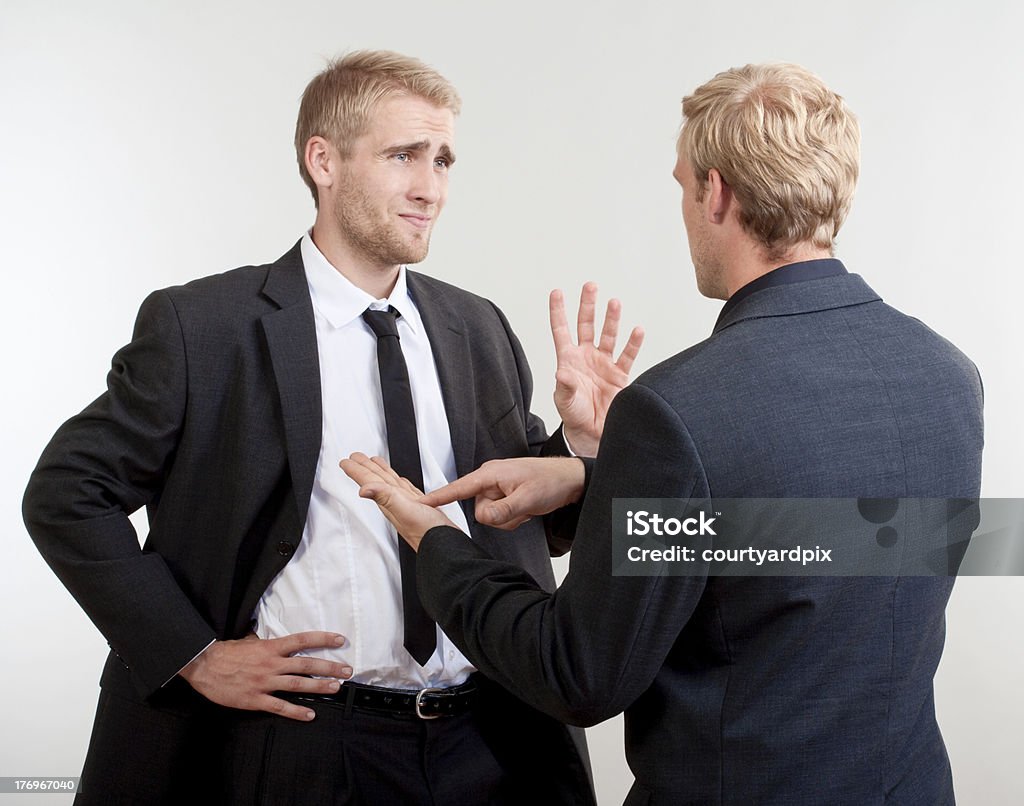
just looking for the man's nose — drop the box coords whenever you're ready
[408,162,442,205]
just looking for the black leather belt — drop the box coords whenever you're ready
[286,678,479,720]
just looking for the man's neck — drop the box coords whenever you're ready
[310,222,400,300]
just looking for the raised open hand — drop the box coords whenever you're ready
[551,283,644,456]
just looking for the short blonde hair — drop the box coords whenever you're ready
[295,50,462,206]
[678,63,860,259]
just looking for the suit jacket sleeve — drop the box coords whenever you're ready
[23,290,217,696]
[417,381,710,726]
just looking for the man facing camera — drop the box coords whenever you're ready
[24,51,643,805]
[345,63,983,805]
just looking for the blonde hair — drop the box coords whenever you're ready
[678,63,860,259]
[295,50,461,206]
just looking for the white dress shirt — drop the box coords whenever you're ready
[253,233,474,688]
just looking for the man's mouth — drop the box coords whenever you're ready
[399,214,432,230]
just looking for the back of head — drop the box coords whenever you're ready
[678,63,860,260]
[295,50,462,206]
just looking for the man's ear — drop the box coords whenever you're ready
[705,168,733,225]
[305,136,336,194]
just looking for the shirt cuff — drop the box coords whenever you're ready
[165,638,217,687]
[561,427,579,457]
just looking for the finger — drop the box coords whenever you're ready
[421,471,495,507]
[549,288,571,353]
[598,298,622,354]
[273,673,343,696]
[344,454,410,498]
[615,326,645,373]
[279,655,353,680]
[256,693,318,722]
[340,457,373,487]
[367,456,425,496]
[576,282,598,346]
[272,669,355,698]
[340,453,384,485]
[271,631,347,656]
[358,454,398,485]
[368,455,410,485]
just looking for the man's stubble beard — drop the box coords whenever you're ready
[690,227,728,300]
[332,181,433,270]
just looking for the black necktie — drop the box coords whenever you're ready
[362,306,435,665]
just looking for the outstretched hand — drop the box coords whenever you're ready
[551,283,644,457]
[421,457,586,530]
[340,452,459,550]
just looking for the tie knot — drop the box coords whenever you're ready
[362,306,401,339]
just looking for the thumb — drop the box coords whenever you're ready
[553,368,579,407]
[357,483,392,505]
[478,498,515,527]
[554,367,576,391]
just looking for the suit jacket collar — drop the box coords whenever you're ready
[712,273,882,336]
[260,240,308,308]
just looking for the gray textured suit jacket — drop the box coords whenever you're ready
[23,243,593,804]
[417,271,984,805]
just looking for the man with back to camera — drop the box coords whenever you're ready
[343,63,984,804]
[23,50,645,805]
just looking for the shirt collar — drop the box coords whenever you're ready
[715,258,848,328]
[300,231,421,334]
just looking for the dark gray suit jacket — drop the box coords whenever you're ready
[23,243,593,804]
[417,272,984,805]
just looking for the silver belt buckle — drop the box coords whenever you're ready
[415,687,443,720]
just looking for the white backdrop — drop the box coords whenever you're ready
[2,1,1021,803]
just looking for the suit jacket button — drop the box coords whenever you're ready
[277,541,295,557]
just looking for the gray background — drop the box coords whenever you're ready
[2,1,1021,802]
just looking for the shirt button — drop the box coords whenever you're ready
[448,651,454,660]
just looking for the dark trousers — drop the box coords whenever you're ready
[74,679,591,806]
[220,698,511,806]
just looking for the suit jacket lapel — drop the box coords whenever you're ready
[259,242,322,526]
[407,272,478,479]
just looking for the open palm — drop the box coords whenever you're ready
[551,283,644,456]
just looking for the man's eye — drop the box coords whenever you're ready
[393,153,410,162]
[434,158,450,169]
